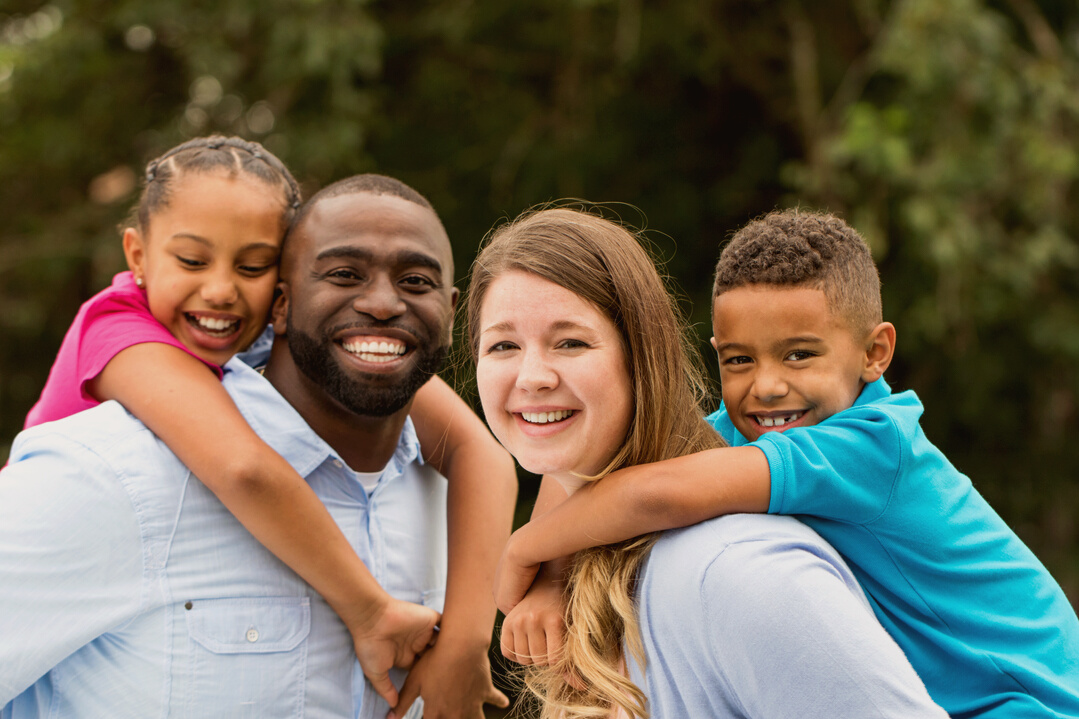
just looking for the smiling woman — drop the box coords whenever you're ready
[467,206,724,718]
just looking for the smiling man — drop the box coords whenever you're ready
[0,174,512,719]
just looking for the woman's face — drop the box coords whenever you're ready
[475,270,634,492]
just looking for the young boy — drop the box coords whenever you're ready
[495,210,1079,718]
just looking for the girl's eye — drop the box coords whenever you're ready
[177,256,205,268]
[238,264,273,276]
[723,355,752,366]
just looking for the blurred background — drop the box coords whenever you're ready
[2,0,1077,707]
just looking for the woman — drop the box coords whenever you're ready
[467,207,944,719]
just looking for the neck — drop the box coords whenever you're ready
[263,342,410,472]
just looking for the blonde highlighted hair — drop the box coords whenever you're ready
[467,206,726,719]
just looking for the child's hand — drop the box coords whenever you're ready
[493,533,542,615]
[387,635,509,719]
[351,597,441,708]
[500,568,566,667]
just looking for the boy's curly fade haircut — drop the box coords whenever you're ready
[713,209,882,336]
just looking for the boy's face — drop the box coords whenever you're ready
[711,284,872,442]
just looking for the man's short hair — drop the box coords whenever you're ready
[713,209,882,336]
[289,173,436,235]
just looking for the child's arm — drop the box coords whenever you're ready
[389,376,516,718]
[494,447,771,614]
[499,476,570,668]
[90,342,437,708]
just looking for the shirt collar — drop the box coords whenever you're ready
[221,357,422,479]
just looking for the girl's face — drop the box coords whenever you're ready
[475,270,634,493]
[124,172,286,367]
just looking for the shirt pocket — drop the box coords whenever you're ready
[182,596,310,719]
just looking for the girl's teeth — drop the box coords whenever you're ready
[521,410,573,424]
[194,316,238,334]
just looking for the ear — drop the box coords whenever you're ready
[861,321,896,384]
[710,336,718,351]
[271,282,290,336]
[122,228,146,281]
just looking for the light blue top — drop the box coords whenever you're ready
[707,378,1079,718]
[0,358,447,719]
[627,513,946,718]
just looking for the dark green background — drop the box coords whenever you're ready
[2,1,1078,705]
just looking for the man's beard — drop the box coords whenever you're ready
[287,325,449,417]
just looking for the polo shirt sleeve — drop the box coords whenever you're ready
[0,432,146,704]
[701,536,946,718]
[76,287,222,402]
[755,406,910,524]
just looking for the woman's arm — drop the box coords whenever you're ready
[90,342,437,707]
[398,376,516,717]
[494,447,771,614]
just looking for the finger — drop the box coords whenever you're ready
[487,686,510,709]
[545,618,565,665]
[366,668,399,710]
[499,622,526,664]
[512,624,533,666]
[388,671,420,719]
[529,624,549,666]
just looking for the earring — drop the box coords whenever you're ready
[135,276,144,288]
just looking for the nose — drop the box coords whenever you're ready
[200,270,239,307]
[751,363,789,403]
[515,348,558,393]
[353,275,406,321]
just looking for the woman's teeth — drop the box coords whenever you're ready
[521,410,573,424]
[756,412,804,428]
[342,339,407,363]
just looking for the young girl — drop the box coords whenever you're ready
[25,135,513,710]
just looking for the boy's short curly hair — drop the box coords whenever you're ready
[713,209,882,336]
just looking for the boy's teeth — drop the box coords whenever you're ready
[522,410,573,424]
[758,412,802,427]
[342,339,407,363]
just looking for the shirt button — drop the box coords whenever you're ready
[246,628,259,643]
[333,459,343,469]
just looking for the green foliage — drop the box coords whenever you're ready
[1,0,1076,613]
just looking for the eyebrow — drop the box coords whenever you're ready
[315,246,443,274]
[169,234,279,253]
[715,335,825,353]
[480,318,596,336]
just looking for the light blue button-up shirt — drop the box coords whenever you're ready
[0,358,447,719]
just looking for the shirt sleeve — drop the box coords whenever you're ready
[77,289,221,402]
[702,536,946,718]
[756,406,908,524]
[0,433,146,704]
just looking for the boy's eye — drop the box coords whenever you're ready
[787,350,815,362]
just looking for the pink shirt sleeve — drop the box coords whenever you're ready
[24,272,222,428]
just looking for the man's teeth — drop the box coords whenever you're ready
[521,410,573,424]
[757,412,803,428]
[193,316,238,334]
[342,339,407,363]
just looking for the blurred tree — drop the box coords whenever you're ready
[1,0,1076,641]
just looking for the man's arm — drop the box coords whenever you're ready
[0,431,145,704]
[394,377,517,719]
[495,447,770,613]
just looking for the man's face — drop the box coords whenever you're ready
[275,192,458,417]
[711,284,870,442]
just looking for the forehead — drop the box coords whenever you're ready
[287,192,451,274]
[713,284,849,337]
[480,270,612,331]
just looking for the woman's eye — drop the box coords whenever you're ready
[486,341,518,353]
[558,339,589,350]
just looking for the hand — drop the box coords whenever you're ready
[351,597,441,708]
[500,569,565,667]
[493,533,542,616]
[387,636,509,719]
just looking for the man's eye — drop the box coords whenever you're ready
[327,268,361,282]
[400,275,435,290]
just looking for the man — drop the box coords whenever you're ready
[0,175,514,719]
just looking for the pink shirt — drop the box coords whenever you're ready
[24,271,222,428]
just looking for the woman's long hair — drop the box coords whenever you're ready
[467,206,726,719]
